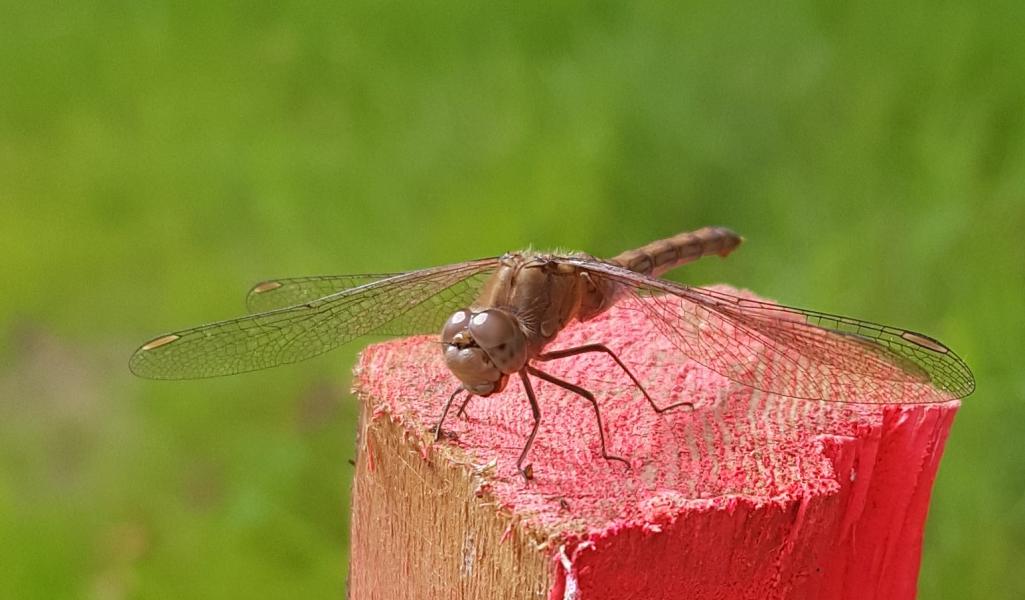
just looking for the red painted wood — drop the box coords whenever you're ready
[356,286,959,600]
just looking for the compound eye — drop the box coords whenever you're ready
[441,309,470,343]
[467,309,517,349]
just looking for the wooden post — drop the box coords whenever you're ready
[348,287,959,600]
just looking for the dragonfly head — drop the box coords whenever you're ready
[441,308,527,396]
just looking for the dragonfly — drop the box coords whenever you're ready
[130,227,975,478]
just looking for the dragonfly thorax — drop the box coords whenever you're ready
[441,308,527,396]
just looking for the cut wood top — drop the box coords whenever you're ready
[354,285,959,543]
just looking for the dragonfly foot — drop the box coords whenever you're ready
[432,423,459,442]
[603,453,631,470]
[653,399,694,414]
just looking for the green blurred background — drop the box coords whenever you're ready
[1,1,1023,598]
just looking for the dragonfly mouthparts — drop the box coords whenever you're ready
[449,331,479,349]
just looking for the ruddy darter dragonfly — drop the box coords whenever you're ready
[130,227,975,477]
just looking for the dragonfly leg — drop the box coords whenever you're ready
[456,393,473,418]
[537,343,693,413]
[527,365,629,468]
[516,370,542,480]
[434,385,467,441]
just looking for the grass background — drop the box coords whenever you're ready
[1,1,1023,598]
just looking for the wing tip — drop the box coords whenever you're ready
[129,334,183,379]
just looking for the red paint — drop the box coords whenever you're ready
[356,286,959,600]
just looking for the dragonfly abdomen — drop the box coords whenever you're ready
[611,226,742,278]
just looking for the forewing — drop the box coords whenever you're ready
[130,258,499,379]
[562,258,974,404]
[246,274,400,313]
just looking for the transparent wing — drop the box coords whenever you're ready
[246,274,400,313]
[130,258,499,379]
[561,258,974,404]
